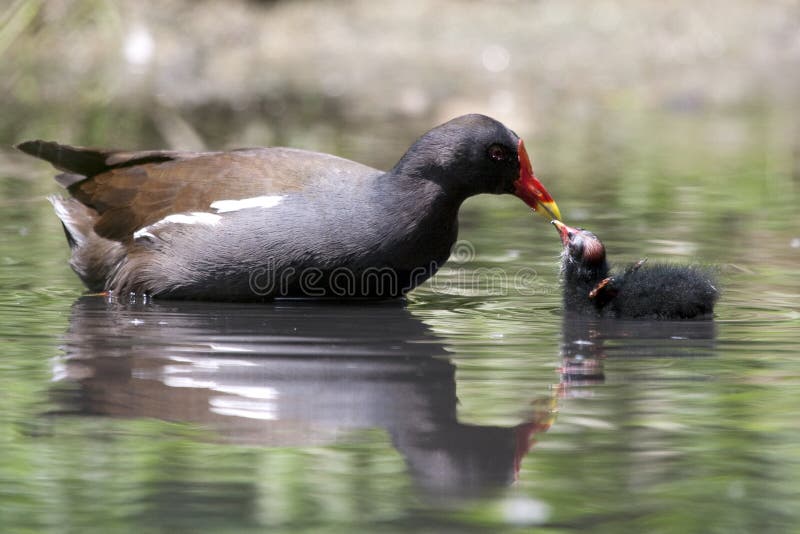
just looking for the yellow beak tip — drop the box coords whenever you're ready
[537,201,562,222]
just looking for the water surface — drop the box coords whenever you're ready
[1,105,799,533]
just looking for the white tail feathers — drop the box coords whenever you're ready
[48,196,90,248]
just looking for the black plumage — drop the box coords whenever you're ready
[552,220,719,319]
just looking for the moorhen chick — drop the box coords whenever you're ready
[552,220,718,319]
[17,114,560,301]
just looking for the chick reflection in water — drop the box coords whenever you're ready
[557,311,718,400]
[52,297,557,499]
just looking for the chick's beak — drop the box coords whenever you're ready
[514,139,561,221]
[551,219,572,246]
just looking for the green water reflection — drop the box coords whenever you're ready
[2,1,800,531]
[2,102,799,531]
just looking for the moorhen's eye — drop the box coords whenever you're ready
[487,144,508,162]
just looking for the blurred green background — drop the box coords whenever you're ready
[3,0,799,255]
[1,1,800,533]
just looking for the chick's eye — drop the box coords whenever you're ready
[487,144,507,162]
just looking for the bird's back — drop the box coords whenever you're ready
[610,264,719,319]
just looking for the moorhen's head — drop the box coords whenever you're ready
[552,220,608,280]
[392,114,560,219]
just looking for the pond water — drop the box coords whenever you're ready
[1,106,799,533]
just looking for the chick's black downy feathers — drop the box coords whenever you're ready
[552,220,719,319]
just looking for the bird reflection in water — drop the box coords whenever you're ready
[50,298,717,498]
[557,311,718,399]
[51,297,558,499]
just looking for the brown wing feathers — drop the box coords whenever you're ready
[18,140,316,242]
[16,140,198,241]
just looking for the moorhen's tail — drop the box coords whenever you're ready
[48,196,125,292]
[49,196,95,249]
[17,140,115,181]
[15,140,182,184]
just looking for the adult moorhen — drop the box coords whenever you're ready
[552,220,718,319]
[17,114,560,301]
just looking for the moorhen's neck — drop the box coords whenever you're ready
[375,170,464,220]
[387,140,476,205]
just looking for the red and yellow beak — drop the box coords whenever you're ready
[513,139,561,221]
